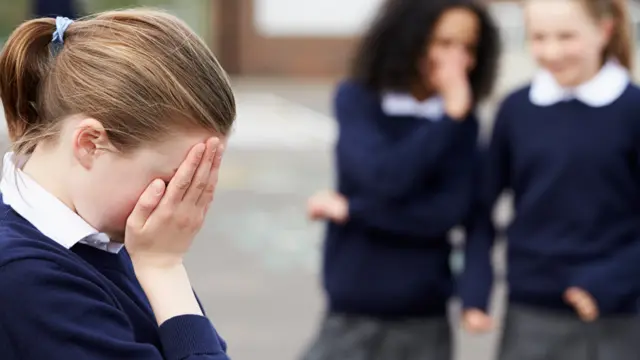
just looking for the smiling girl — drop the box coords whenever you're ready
[461,0,640,359]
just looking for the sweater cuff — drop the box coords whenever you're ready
[347,197,367,222]
[441,113,473,126]
[348,197,385,226]
[159,315,225,360]
[461,293,490,313]
[569,279,618,314]
[458,268,493,312]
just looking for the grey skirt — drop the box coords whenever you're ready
[499,304,640,360]
[300,313,452,360]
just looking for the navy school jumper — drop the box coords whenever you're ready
[0,195,229,360]
[323,80,479,318]
[460,84,640,315]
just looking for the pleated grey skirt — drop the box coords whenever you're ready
[498,304,640,360]
[300,314,452,360]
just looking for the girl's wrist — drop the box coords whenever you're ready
[133,263,204,325]
[133,261,185,281]
[443,93,471,120]
[130,253,184,272]
[445,103,470,120]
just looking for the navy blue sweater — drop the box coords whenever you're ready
[323,80,479,318]
[0,197,228,359]
[460,85,640,314]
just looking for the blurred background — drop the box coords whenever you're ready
[2,1,640,360]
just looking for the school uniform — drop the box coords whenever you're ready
[0,153,229,360]
[302,80,478,360]
[460,61,640,360]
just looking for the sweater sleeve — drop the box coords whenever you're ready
[0,259,228,360]
[569,240,640,314]
[347,117,479,238]
[335,81,467,200]
[195,292,228,353]
[570,111,640,313]
[458,99,512,312]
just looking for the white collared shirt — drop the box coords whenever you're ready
[529,60,630,107]
[0,152,123,253]
[381,92,445,121]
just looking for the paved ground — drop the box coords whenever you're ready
[0,71,526,360]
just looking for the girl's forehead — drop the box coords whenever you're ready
[136,131,213,163]
[437,8,478,27]
[526,0,591,27]
[434,8,479,37]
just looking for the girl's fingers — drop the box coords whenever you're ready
[308,204,325,220]
[575,300,598,321]
[565,287,599,322]
[196,143,225,207]
[185,137,219,203]
[163,143,206,204]
[462,309,494,333]
[576,295,598,321]
[127,179,166,230]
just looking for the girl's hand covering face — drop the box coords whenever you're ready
[125,137,225,269]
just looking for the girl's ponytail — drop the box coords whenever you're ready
[0,18,57,143]
[605,0,633,70]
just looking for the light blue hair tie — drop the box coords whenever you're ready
[52,16,74,44]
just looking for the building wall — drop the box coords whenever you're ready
[215,0,364,77]
[212,0,524,78]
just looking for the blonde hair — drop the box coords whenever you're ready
[0,9,236,155]
[581,0,634,70]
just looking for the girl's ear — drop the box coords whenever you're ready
[72,118,115,170]
[599,17,615,48]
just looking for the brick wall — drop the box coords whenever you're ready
[215,0,357,78]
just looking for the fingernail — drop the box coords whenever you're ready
[152,180,164,195]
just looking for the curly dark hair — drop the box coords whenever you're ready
[350,0,501,103]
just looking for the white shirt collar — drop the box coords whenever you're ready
[381,92,445,121]
[0,152,123,253]
[529,60,630,107]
